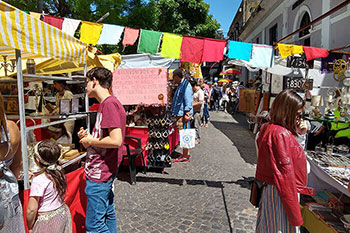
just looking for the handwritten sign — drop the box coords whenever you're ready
[112,68,168,105]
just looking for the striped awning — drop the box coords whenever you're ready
[0,1,87,64]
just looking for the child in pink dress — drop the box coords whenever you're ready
[26,140,72,233]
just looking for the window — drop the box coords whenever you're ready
[299,12,310,38]
[256,37,259,44]
[269,24,278,45]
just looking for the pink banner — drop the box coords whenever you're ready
[112,68,168,105]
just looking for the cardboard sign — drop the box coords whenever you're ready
[112,68,168,105]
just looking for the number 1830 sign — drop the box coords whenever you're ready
[284,77,313,91]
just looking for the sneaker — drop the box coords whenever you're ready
[173,157,190,163]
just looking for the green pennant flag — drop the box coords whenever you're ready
[137,29,162,54]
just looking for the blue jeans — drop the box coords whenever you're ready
[203,103,210,123]
[85,176,117,233]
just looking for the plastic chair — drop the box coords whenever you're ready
[122,135,146,185]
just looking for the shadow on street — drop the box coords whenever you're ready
[210,112,257,165]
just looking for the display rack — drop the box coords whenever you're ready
[13,49,90,189]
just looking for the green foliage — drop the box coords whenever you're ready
[4,0,221,54]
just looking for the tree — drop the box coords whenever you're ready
[4,0,221,54]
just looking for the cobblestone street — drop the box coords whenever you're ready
[114,112,258,233]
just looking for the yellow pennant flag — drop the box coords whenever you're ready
[161,33,183,59]
[80,21,103,45]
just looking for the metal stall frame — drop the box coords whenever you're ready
[15,49,89,189]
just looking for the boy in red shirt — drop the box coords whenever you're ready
[78,67,126,233]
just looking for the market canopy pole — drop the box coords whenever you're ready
[274,0,350,47]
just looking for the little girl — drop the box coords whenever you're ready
[26,140,72,233]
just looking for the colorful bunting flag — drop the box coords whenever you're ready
[43,15,64,30]
[160,33,183,59]
[80,21,103,45]
[137,29,162,54]
[62,18,81,36]
[251,44,274,68]
[277,43,304,59]
[303,46,329,61]
[202,38,227,62]
[122,27,140,48]
[29,11,42,20]
[97,24,125,45]
[180,36,204,64]
[227,41,252,61]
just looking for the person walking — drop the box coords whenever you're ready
[254,89,314,233]
[27,140,72,233]
[201,82,210,127]
[211,83,222,112]
[171,69,193,162]
[78,67,126,233]
[192,79,204,144]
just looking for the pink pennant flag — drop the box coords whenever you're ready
[122,27,140,48]
[202,38,227,62]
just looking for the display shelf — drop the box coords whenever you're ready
[25,113,88,131]
[23,74,86,81]
[61,152,86,169]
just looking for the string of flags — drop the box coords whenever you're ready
[27,11,345,71]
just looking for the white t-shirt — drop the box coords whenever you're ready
[193,88,204,113]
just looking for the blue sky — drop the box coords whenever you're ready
[204,0,242,36]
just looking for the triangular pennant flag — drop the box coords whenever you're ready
[160,33,183,59]
[29,11,42,20]
[137,29,162,54]
[62,18,81,36]
[80,21,103,45]
[97,24,124,45]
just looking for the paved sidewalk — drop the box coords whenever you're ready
[114,111,258,233]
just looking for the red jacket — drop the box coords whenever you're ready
[255,123,314,226]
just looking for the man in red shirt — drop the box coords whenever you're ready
[78,67,126,233]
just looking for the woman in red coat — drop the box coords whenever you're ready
[255,89,314,233]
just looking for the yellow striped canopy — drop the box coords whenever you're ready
[0,1,87,64]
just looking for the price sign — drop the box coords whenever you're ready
[284,77,313,91]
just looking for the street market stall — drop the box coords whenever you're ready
[0,2,92,232]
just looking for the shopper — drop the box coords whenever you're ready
[171,69,193,162]
[211,83,222,112]
[201,82,210,127]
[27,140,72,233]
[0,94,25,233]
[232,82,245,113]
[192,79,204,144]
[255,89,314,233]
[78,67,126,233]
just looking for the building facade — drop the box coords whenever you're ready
[228,0,350,94]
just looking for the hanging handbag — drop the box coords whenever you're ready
[249,178,266,208]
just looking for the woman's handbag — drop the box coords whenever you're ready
[249,178,265,208]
